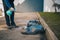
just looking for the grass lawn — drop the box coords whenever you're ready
[40,12,60,40]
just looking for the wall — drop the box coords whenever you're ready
[15,0,44,12]
[0,0,4,16]
[44,0,55,12]
[0,0,60,13]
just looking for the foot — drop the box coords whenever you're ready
[12,25,19,28]
[8,26,13,29]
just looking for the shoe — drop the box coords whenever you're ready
[12,25,19,28]
[8,26,13,29]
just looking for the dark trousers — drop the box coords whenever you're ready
[2,1,16,26]
[5,11,16,26]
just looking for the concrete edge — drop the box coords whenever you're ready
[36,12,58,40]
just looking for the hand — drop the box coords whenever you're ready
[9,7,15,11]
[6,10,12,16]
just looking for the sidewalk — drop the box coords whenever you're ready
[0,12,46,40]
[0,12,39,30]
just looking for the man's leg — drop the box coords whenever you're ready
[10,12,19,28]
[2,0,11,26]
[4,11,13,29]
[10,12,16,26]
[4,9,11,26]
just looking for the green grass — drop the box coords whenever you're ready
[40,12,60,40]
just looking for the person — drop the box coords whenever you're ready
[2,0,18,29]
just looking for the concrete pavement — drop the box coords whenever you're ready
[0,12,47,40]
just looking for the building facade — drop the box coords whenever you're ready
[0,0,60,16]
